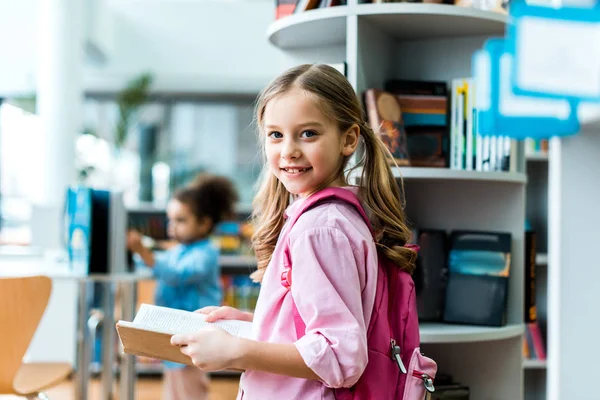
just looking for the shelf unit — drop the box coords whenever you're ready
[524,154,550,400]
[547,122,600,398]
[268,3,526,398]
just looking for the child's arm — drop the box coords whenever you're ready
[127,230,156,267]
[171,328,320,380]
[232,340,320,380]
[153,247,216,286]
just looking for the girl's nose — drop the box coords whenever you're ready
[281,138,300,160]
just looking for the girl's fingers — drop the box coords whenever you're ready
[171,334,190,346]
[195,306,219,314]
[205,308,230,322]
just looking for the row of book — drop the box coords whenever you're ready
[449,77,518,172]
[525,137,549,156]
[365,77,519,172]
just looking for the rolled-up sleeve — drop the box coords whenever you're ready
[290,227,368,388]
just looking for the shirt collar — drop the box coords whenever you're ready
[283,186,359,220]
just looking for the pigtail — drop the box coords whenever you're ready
[356,121,417,274]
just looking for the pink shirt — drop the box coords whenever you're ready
[238,187,379,400]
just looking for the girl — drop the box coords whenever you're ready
[128,173,238,400]
[171,64,417,399]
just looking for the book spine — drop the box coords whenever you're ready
[524,231,537,323]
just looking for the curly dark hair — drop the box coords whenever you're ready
[173,173,239,233]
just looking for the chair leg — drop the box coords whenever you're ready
[26,393,50,400]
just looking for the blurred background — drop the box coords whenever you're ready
[0,0,284,248]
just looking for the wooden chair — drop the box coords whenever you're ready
[0,276,72,399]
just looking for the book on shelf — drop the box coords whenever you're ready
[443,230,512,327]
[293,0,320,13]
[450,77,518,173]
[364,88,411,166]
[523,230,547,361]
[276,0,296,19]
[116,304,253,366]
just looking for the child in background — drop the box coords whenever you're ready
[127,173,238,400]
[170,64,418,399]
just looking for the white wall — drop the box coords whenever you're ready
[0,0,283,96]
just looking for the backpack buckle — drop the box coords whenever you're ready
[280,268,292,289]
[390,339,407,373]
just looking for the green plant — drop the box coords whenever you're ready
[114,72,153,148]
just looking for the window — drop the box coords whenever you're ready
[0,101,41,245]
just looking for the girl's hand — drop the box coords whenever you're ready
[171,326,242,371]
[127,230,144,253]
[195,306,254,323]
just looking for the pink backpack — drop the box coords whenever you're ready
[281,187,437,399]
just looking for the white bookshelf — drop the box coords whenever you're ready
[523,359,547,370]
[268,5,526,399]
[421,323,523,344]
[525,149,550,400]
[267,4,506,49]
[526,152,549,162]
[547,123,600,398]
[391,167,526,183]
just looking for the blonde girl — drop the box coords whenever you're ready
[171,64,417,400]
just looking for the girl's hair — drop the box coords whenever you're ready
[250,63,417,282]
[174,173,239,233]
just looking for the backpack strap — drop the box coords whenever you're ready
[280,188,369,339]
[280,187,418,340]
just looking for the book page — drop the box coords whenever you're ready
[133,304,253,339]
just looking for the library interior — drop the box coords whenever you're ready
[0,0,598,399]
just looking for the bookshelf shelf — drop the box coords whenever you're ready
[267,6,348,49]
[219,255,257,269]
[267,4,506,49]
[523,359,547,369]
[526,152,549,162]
[536,253,548,266]
[390,167,527,184]
[420,323,524,344]
[356,3,506,39]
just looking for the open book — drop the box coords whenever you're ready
[116,303,253,366]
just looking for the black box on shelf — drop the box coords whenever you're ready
[442,230,512,327]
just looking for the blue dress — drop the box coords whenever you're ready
[139,238,222,370]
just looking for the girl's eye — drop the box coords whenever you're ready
[268,131,283,139]
[301,130,317,138]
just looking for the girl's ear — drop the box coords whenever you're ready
[342,124,360,157]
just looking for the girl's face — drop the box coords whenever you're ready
[166,199,211,244]
[263,87,359,198]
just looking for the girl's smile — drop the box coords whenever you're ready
[263,87,357,198]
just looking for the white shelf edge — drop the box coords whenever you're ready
[357,2,507,23]
[267,6,349,47]
[526,152,549,162]
[523,358,547,369]
[219,255,257,269]
[420,323,524,344]
[267,3,507,48]
[389,167,527,184]
[536,253,548,266]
